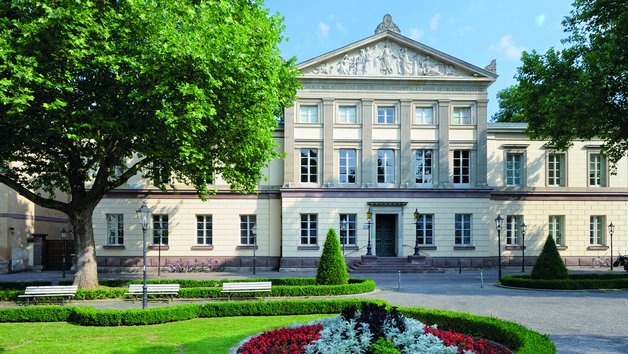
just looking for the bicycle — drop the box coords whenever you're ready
[591,256,610,267]
[208,259,225,272]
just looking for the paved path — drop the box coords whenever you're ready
[2,267,626,354]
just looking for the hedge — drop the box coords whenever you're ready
[0,281,52,290]
[501,273,628,290]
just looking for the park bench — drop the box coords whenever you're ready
[221,281,272,300]
[125,283,180,302]
[18,285,78,305]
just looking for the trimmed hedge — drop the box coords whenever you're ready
[530,236,568,280]
[501,274,628,290]
[316,228,349,285]
[0,281,52,290]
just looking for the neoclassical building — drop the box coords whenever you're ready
[2,16,626,273]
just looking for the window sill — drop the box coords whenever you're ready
[556,245,568,250]
[236,245,258,250]
[148,245,169,250]
[587,245,609,251]
[103,245,125,249]
[191,245,214,251]
[453,245,475,250]
[298,245,320,251]
[341,245,359,251]
[505,245,525,250]
[418,246,437,250]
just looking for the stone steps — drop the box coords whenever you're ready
[348,257,443,273]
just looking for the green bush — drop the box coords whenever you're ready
[370,338,401,354]
[0,306,74,322]
[0,281,52,290]
[501,274,628,290]
[0,290,23,301]
[316,228,349,285]
[530,235,568,280]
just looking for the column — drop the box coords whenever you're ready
[438,100,450,188]
[476,99,488,187]
[323,98,335,186]
[400,99,413,187]
[283,105,296,186]
[361,99,374,187]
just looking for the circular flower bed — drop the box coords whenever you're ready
[238,304,511,354]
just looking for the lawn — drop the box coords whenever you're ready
[0,314,327,353]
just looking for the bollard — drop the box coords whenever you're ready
[458,259,462,274]
[398,270,401,291]
[480,267,484,288]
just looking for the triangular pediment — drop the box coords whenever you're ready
[298,31,497,81]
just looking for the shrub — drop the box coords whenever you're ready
[0,281,52,290]
[316,228,349,285]
[530,235,568,280]
[501,274,628,290]
[0,306,73,322]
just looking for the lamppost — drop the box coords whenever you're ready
[60,228,67,278]
[495,214,503,280]
[413,209,423,255]
[520,222,527,272]
[366,208,373,255]
[339,218,348,256]
[251,224,257,275]
[135,201,150,309]
[609,222,615,270]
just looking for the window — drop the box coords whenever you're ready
[377,107,395,124]
[505,153,523,186]
[299,105,318,123]
[240,215,256,245]
[339,214,357,245]
[455,214,472,245]
[589,154,606,187]
[106,214,124,245]
[549,215,564,246]
[452,107,471,125]
[300,214,317,245]
[506,215,523,245]
[339,149,356,184]
[547,153,565,186]
[415,150,433,184]
[415,214,434,245]
[300,148,318,183]
[196,215,212,245]
[589,216,605,245]
[377,149,395,184]
[338,106,357,123]
[415,107,433,124]
[152,214,168,245]
[453,150,470,184]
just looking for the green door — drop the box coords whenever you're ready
[375,214,396,256]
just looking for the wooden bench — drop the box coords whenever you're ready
[125,284,180,302]
[221,281,272,300]
[18,285,78,305]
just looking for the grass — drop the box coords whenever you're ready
[0,314,328,353]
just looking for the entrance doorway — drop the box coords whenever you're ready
[375,214,396,256]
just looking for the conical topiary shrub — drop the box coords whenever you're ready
[530,235,568,280]
[316,228,349,285]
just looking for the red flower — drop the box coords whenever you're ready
[240,324,322,354]
[423,326,510,354]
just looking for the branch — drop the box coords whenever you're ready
[0,174,71,214]
[107,156,153,190]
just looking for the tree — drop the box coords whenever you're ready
[0,0,300,288]
[493,0,627,166]
[530,235,568,280]
[316,228,349,285]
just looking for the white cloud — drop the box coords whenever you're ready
[409,28,425,41]
[455,25,472,36]
[430,13,441,31]
[490,35,526,60]
[316,22,330,39]
[535,14,546,27]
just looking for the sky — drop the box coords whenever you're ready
[263,0,575,119]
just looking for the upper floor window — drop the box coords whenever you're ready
[506,215,523,245]
[452,107,471,125]
[152,214,168,245]
[196,215,212,245]
[106,214,124,245]
[240,215,256,245]
[453,150,470,185]
[547,153,565,187]
[415,214,434,245]
[590,216,605,246]
[414,107,433,125]
[549,215,564,246]
[338,106,357,124]
[589,154,606,187]
[415,150,433,185]
[300,214,318,245]
[454,214,472,245]
[506,153,523,186]
[300,148,318,183]
[377,149,395,184]
[377,107,395,124]
[339,214,357,246]
[339,149,356,184]
[299,105,318,123]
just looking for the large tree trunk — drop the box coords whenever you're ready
[71,207,99,289]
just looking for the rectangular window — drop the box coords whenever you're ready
[455,214,472,245]
[506,215,523,245]
[339,149,356,184]
[152,214,168,245]
[452,107,471,125]
[240,215,256,245]
[377,107,395,124]
[415,150,433,184]
[106,214,124,245]
[300,214,317,245]
[300,148,318,183]
[414,107,433,124]
[416,214,434,245]
[549,215,564,245]
[339,214,357,245]
[506,153,523,186]
[196,215,212,245]
[338,106,357,123]
[589,216,605,245]
[547,153,565,186]
[589,154,605,187]
[377,149,395,184]
[299,105,318,123]
[453,150,470,184]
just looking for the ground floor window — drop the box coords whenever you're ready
[301,214,318,245]
[106,214,124,245]
[549,215,564,245]
[506,215,523,245]
[454,214,472,245]
[589,216,605,245]
[240,215,256,245]
[152,214,168,245]
[339,214,357,245]
[196,215,212,245]
[415,214,434,245]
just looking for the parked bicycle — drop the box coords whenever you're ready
[591,256,610,267]
[208,259,225,272]
[613,254,628,271]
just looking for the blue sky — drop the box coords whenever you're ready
[263,0,574,118]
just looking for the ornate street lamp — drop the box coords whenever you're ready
[251,224,257,275]
[60,228,68,278]
[339,218,348,256]
[366,208,373,256]
[135,201,150,309]
[413,209,421,256]
[609,222,615,270]
[520,222,527,272]
[495,214,503,280]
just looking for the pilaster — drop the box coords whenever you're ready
[283,105,296,186]
[438,100,451,187]
[476,99,488,187]
[361,99,374,187]
[323,98,335,185]
[400,99,413,187]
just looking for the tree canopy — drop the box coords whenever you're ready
[493,0,627,166]
[0,0,300,288]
